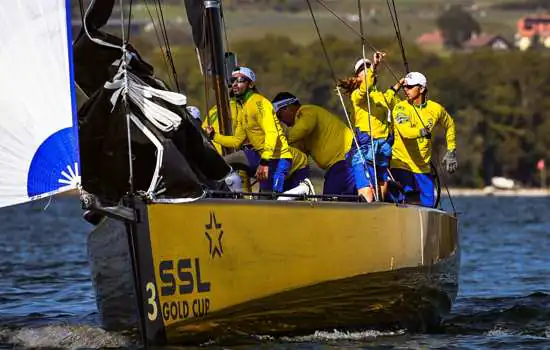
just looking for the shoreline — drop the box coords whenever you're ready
[448,188,550,197]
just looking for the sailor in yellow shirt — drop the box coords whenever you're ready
[391,71,458,208]
[271,92,356,196]
[200,97,240,155]
[205,66,309,193]
[338,52,402,202]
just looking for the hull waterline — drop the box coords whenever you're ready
[87,199,459,344]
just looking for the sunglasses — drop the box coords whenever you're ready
[230,76,250,84]
[403,84,420,89]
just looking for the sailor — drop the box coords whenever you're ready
[205,66,309,193]
[272,92,356,196]
[391,71,457,207]
[201,93,241,155]
[338,52,402,202]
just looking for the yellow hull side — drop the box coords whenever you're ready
[143,200,457,335]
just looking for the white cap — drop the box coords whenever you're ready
[354,58,372,74]
[404,72,427,87]
[186,105,201,120]
[232,66,256,82]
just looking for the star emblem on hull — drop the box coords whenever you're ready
[205,211,224,258]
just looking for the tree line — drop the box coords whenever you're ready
[140,35,550,188]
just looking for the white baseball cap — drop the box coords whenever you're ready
[186,105,201,120]
[354,58,372,74]
[404,72,427,87]
[232,66,256,82]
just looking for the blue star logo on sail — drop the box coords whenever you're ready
[27,127,80,197]
[58,163,81,188]
[205,211,224,258]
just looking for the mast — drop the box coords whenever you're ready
[204,0,232,155]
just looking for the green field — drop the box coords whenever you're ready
[121,0,541,51]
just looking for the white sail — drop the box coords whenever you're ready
[0,0,79,208]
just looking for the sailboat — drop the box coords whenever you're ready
[0,0,459,346]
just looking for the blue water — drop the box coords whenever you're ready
[1,196,549,349]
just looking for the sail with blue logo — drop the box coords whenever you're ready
[0,0,79,208]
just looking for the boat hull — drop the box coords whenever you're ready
[87,199,459,345]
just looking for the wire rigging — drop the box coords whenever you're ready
[118,0,135,194]
[313,0,401,83]
[126,0,134,42]
[143,0,180,92]
[305,0,371,198]
[357,0,379,202]
[78,0,85,23]
[308,0,456,211]
[143,0,176,88]
[154,0,180,92]
[221,4,230,52]
[385,0,409,73]
[201,9,211,126]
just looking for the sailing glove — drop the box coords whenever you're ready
[442,150,458,173]
[419,128,432,139]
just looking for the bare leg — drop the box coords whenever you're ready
[357,186,374,203]
[381,181,389,201]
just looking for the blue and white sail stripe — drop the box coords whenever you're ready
[0,0,79,208]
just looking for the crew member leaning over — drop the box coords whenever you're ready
[272,92,356,196]
[391,71,458,208]
[205,66,308,193]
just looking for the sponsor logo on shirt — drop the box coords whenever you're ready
[395,112,409,124]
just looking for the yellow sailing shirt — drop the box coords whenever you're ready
[391,100,457,173]
[287,104,353,170]
[213,91,293,161]
[201,99,240,154]
[351,68,400,139]
[288,146,309,176]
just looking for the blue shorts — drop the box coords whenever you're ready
[324,160,356,195]
[243,149,291,193]
[347,130,392,190]
[351,161,390,190]
[391,168,435,207]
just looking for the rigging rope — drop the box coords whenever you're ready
[379,0,456,212]
[305,0,370,198]
[143,0,177,89]
[78,0,85,24]
[105,69,186,132]
[83,0,123,49]
[357,0,379,202]
[386,0,409,73]
[313,0,401,83]
[200,9,211,126]
[126,0,134,42]
[155,0,180,92]
[309,0,456,210]
[148,0,180,92]
[221,3,230,52]
[119,0,134,194]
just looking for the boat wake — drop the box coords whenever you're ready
[0,325,134,349]
[278,329,406,342]
[442,292,550,337]
[1,293,548,349]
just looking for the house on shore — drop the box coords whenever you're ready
[515,15,550,50]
